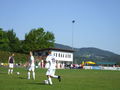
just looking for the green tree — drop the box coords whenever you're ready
[22,28,55,53]
[7,29,21,52]
[0,28,10,51]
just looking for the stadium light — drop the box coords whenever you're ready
[72,20,75,50]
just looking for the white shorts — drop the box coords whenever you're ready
[46,69,56,76]
[45,63,50,69]
[28,66,35,72]
[9,63,14,68]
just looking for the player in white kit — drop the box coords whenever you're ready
[45,51,61,85]
[27,51,35,80]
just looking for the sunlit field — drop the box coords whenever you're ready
[0,67,120,90]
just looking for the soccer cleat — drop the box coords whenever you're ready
[58,76,61,82]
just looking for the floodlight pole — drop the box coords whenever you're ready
[72,20,75,64]
[72,20,75,50]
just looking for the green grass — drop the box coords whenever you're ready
[0,67,120,90]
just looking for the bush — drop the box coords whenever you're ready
[0,51,28,64]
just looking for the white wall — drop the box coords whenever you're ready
[51,51,73,62]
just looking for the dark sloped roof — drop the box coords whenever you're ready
[33,48,74,52]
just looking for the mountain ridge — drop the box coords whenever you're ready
[55,43,120,64]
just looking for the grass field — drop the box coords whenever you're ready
[0,67,120,90]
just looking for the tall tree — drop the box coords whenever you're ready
[22,28,55,53]
[7,29,21,52]
[0,28,10,51]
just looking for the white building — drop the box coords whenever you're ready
[33,48,74,68]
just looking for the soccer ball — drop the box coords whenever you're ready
[16,72,20,75]
[44,80,49,84]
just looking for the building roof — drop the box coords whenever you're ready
[33,48,74,53]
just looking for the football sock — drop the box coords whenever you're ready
[28,72,30,79]
[48,77,52,85]
[32,71,35,80]
[11,69,13,74]
[8,69,10,74]
[52,75,58,78]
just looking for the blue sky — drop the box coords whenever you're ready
[0,0,120,54]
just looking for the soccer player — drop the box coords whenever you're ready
[27,51,35,80]
[8,53,15,75]
[45,51,61,85]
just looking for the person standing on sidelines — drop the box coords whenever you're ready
[27,51,35,80]
[45,51,61,85]
[8,53,15,75]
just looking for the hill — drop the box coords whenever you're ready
[0,43,120,64]
[55,43,120,64]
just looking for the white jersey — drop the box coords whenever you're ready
[29,56,35,66]
[46,54,56,69]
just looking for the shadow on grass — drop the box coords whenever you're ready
[28,82,46,85]
[0,72,7,74]
[19,77,27,79]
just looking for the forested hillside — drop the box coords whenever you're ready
[55,43,120,64]
[0,28,120,64]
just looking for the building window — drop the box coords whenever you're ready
[63,54,64,58]
[61,54,62,57]
[59,53,60,57]
[54,53,56,56]
[65,54,67,58]
[68,54,71,58]
[56,53,57,57]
